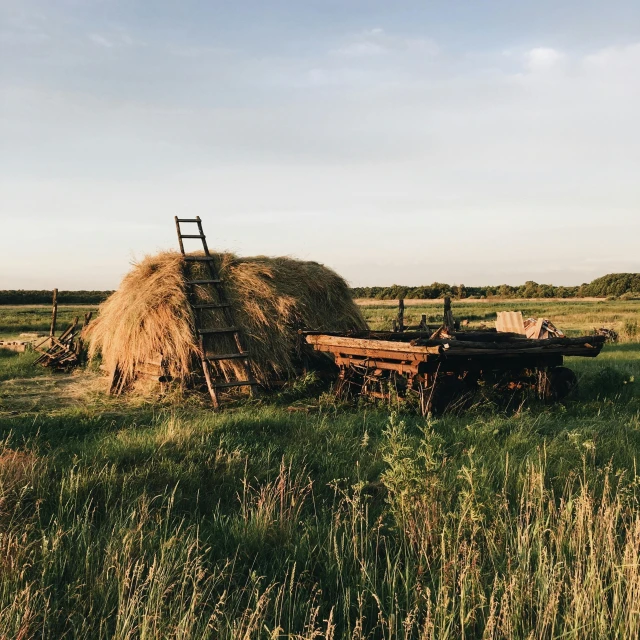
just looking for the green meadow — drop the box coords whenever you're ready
[0,301,639,638]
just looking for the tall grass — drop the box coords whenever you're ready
[1,306,640,637]
[1,382,640,638]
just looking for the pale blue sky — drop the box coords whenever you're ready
[1,0,639,289]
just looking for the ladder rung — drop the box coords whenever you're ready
[192,303,231,310]
[204,352,249,361]
[183,256,214,262]
[211,380,255,389]
[180,234,205,239]
[198,327,239,335]
[176,218,200,223]
[188,279,221,285]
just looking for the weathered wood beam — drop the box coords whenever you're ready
[305,334,441,355]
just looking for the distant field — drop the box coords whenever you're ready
[1,300,638,342]
[358,298,640,339]
[0,304,99,339]
[354,297,608,305]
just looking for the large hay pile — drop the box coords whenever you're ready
[85,251,366,392]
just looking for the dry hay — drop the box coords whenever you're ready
[85,251,366,392]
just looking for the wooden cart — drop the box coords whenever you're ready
[303,329,606,414]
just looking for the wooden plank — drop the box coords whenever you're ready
[525,318,545,340]
[441,336,604,351]
[204,352,249,361]
[109,364,123,395]
[198,327,239,335]
[305,334,441,355]
[329,345,433,361]
[211,380,254,389]
[192,303,231,310]
[0,342,27,353]
[442,346,601,358]
[335,355,420,375]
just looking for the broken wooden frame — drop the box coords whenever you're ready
[33,290,93,371]
[303,330,606,414]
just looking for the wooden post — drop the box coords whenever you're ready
[49,288,58,339]
[444,296,455,332]
[397,299,405,333]
[75,312,93,361]
[419,314,427,330]
[174,216,185,254]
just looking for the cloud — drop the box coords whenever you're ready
[525,47,565,71]
[88,29,137,49]
[0,5,49,45]
[333,40,386,56]
[583,42,640,70]
[330,27,439,58]
[89,33,115,48]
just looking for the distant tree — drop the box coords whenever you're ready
[346,273,639,300]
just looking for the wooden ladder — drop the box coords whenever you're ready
[174,216,257,408]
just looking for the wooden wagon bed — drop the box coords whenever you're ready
[303,330,606,414]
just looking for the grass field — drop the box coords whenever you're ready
[0,305,98,340]
[359,298,640,340]
[0,302,639,638]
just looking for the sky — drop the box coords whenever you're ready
[1,0,639,290]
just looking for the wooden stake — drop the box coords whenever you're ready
[49,288,58,339]
[397,298,405,333]
[443,296,455,332]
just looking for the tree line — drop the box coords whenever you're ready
[350,273,640,300]
[1,274,638,304]
[0,290,113,305]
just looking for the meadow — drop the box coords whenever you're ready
[0,305,98,340]
[358,298,640,339]
[0,301,639,638]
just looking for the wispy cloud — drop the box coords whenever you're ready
[330,27,439,57]
[88,29,138,49]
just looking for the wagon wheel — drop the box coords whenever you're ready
[334,361,369,399]
[538,366,578,401]
[334,366,356,399]
[419,370,470,415]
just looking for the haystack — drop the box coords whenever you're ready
[85,251,366,392]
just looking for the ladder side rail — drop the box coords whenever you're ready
[195,216,212,256]
[174,217,186,254]
[199,335,220,408]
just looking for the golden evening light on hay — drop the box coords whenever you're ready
[85,251,366,392]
